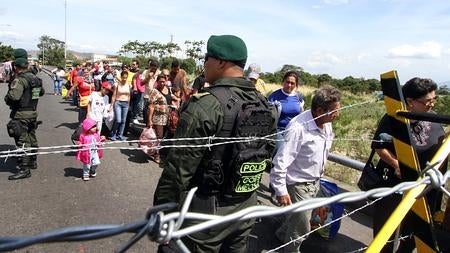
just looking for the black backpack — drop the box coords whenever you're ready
[197,86,276,201]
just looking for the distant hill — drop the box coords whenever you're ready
[439,81,450,88]
[27,49,117,60]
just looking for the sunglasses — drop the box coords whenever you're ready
[414,96,438,107]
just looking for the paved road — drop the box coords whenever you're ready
[0,72,373,253]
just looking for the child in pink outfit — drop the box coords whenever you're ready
[76,118,106,181]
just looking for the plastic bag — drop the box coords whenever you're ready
[104,109,114,131]
[310,179,344,240]
[139,127,158,156]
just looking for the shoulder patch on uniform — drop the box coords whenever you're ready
[192,92,210,99]
[10,79,19,88]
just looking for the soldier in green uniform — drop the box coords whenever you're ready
[5,48,45,180]
[154,35,277,252]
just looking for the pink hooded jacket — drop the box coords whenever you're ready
[76,118,103,164]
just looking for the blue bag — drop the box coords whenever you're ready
[310,179,344,240]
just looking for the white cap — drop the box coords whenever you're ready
[248,72,259,80]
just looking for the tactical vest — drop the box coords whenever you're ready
[17,73,43,111]
[194,85,276,203]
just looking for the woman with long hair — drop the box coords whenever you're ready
[109,71,131,141]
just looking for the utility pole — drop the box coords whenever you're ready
[64,0,67,62]
[170,34,173,43]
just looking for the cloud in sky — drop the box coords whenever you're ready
[3,0,450,82]
[306,51,346,71]
[387,42,443,59]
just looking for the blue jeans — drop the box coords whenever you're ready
[131,91,143,119]
[111,100,129,138]
[83,164,97,177]
[53,80,62,94]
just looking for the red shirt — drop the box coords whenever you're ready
[77,77,92,97]
[70,69,78,85]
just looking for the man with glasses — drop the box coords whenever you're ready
[270,85,341,253]
[371,77,447,252]
[154,35,277,253]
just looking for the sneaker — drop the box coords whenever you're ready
[132,119,140,124]
[90,172,97,178]
[109,136,117,141]
[83,175,90,181]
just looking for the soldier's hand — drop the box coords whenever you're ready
[277,195,292,206]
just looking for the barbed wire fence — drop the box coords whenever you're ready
[0,169,448,252]
[1,95,449,252]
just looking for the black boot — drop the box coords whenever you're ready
[30,156,38,170]
[8,169,31,180]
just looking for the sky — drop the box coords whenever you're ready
[2,0,450,83]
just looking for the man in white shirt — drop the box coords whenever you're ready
[270,85,341,253]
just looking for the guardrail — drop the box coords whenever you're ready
[328,153,365,171]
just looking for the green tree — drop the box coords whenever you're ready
[300,71,318,87]
[184,40,205,60]
[37,35,65,66]
[181,58,196,75]
[0,42,14,62]
[278,64,303,76]
[317,73,332,86]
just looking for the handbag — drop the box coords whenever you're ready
[79,95,90,107]
[310,179,344,240]
[357,149,382,191]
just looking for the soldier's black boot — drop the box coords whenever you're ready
[30,156,38,170]
[8,168,31,180]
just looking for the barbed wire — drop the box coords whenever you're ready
[345,234,413,253]
[266,197,383,253]
[0,168,447,252]
[2,89,446,252]
[0,97,384,159]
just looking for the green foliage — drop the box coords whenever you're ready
[181,58,197,75]
[0,42,14,62]
[37,35,65,66]
[435,95,450,116]
[184,40,205,60]
[332,92,385,160]
[160,57,174,70]
[300,71,318,87]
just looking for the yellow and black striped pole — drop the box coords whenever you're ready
[367,70,439,253]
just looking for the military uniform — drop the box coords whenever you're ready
[154,35,277,253]
[155,78,277,252]
[5,49,45,180]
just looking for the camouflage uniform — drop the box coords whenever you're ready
[5,69,45,180]
[154,77,277,253]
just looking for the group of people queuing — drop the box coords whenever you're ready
[59,58,189,143]
[3,32,448,253]
[61,58,194,177]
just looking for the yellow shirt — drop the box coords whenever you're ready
[255,78,266,94]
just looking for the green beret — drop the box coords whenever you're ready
[13,48,28,59]
[14,58,28,67]
[13,48,29,67]
[206,35,247,64]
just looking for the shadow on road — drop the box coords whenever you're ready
[120,148,151,164]
[54,122,79,130]
[64,107,79,112]
[0,144,17,173]
[64,167,83,178]
[349,208,373,228]
[249,215,368,253]
[59,100,73,104]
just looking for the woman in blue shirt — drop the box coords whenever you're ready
[268,70,304,131]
